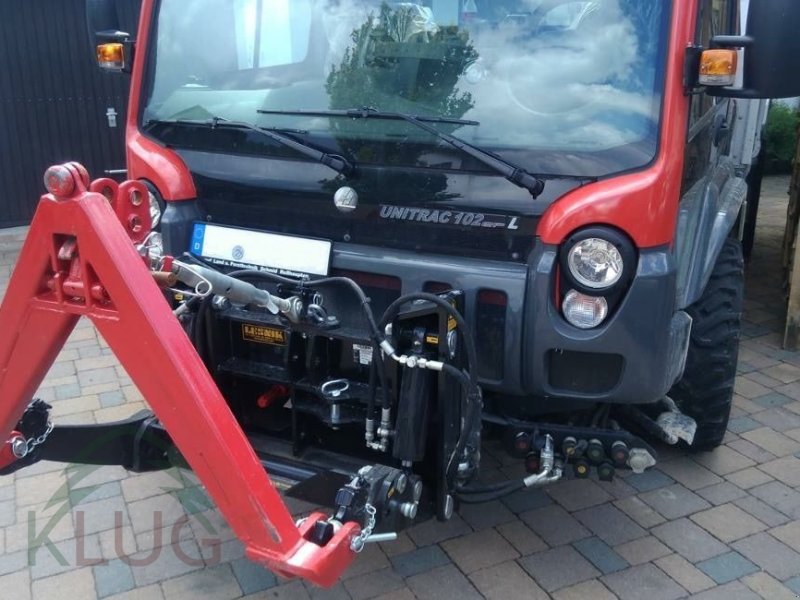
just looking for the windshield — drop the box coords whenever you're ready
[143,0,671,178]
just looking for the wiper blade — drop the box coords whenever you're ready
[257,107,479,127]
[145,117,356,178]
[257,107,544,197]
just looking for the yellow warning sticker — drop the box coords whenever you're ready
[447,315,457,331]
[242,323,287,346]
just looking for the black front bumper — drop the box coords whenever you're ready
[524,245,690,405]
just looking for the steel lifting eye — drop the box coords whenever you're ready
[321,378,350,399]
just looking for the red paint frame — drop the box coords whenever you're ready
[537,0,698,248]
[126,0,195,201]
[0,168,358,586]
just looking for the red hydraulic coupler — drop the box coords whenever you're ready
[0,163,359,586]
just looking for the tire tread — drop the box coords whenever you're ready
[670,238,744,451]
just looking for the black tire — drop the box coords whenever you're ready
[669,237,744,451]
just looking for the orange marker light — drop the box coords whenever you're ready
[96,43,125,70]
[699,49,738,86]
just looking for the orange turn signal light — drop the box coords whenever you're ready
[96,43,125,71]
[699,49,738,86]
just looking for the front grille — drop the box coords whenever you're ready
[331,269,402,317]
[476,289,507,380]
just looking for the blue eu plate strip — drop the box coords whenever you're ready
[190,223,206,255]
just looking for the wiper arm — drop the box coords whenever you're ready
[145,117,356,178]
[257,107,545,197]
[257,108,479,127]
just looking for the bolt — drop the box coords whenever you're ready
[395,474,407,494]
[413,480,423,502]
[443,494,454,520]
[10,435,27,458]
[400,502,418,519]
[212,295,230,311]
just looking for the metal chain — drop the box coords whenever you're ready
[24,420,54,456]
[349,503,377,553]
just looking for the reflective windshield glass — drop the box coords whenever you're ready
[143,0,670,177]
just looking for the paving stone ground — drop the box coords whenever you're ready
[1,176,799,599]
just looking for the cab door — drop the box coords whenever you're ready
[675,0,741,309]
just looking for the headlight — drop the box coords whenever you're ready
[148,190,162,229]
[562,290,608,329]
[567,238,623,289]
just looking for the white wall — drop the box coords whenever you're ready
[777,98,800,109]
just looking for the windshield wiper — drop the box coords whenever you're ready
[258,108,480,126]
[144,117,356,178]
[257,107,545,197]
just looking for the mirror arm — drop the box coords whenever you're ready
[683,45,703,91]
[710,35,753,49]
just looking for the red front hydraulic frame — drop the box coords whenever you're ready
[0,163,358,587]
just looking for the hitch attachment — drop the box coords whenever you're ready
[0,400,54,474]
[0,164,362,587]
[331,465,422,552]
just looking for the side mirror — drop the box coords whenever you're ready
[86,0,133,73]
[705,0,800,99]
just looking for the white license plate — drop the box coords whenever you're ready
[190,223,331,279]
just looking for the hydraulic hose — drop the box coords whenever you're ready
[455,480,524,504]
[379,292,478,385]
[440,362,482,482]
[456,434,562,503]
[377,292,482,487]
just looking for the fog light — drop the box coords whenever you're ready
[562,290,608,329]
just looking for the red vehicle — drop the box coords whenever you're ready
[1,0,799,586]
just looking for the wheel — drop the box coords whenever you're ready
[669,237,744,451]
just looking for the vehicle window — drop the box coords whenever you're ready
[144,0,672,179]
[233,0,312,69]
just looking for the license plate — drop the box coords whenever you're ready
[189,223,331,279]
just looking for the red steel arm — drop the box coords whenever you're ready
[0,164,357,587]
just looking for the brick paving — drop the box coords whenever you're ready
[1,175,799,599]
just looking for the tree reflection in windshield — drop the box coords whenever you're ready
[323,2,477,191]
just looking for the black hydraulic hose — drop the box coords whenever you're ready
[194,295,214,366]
[440,362,482,487]
[377,292,482,486]
[458,476,527,494]
[373,343,391,411]
[218,270,384,344]
[367,354,377,420]
[455,480,524,504]
[379,292,479,385]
